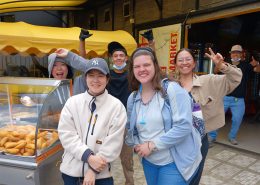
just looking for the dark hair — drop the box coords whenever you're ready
[67,66,74,79]
[108,41,127,56]
[128,47,161,92]
[175,48,196,63]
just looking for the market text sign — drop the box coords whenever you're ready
[139,23,181,72]
[168,33,178,71]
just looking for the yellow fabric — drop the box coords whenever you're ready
[0,22,137,57]
[0,0,86,13]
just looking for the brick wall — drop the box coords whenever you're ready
[72,0,251,32]
[134,0,160,24]
[113,0,132,33]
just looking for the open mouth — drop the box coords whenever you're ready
[56,72,64,78]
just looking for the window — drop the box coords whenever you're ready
[104,9,111,23]
[89,14,96,29]
[123,2,130,17]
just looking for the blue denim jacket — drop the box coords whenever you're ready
[125,81,202,181]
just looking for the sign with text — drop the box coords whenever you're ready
[139,23,182,73]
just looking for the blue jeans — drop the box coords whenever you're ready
[61,173,114,185]
[142,158,187,185]
[189,134,209,185]
[209,96,245,140]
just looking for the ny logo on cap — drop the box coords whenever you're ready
[92,60,99,65]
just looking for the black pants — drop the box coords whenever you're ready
[62,173,114,185]
[189,134,209,185]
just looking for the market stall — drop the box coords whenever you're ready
[0,77,70,185]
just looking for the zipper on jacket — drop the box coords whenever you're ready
[85,97,96,144]
[91,114,98,135]
[86,113,93,144]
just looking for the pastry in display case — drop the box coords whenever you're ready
[0,77,71,185]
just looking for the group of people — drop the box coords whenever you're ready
[46,29,260,185]
[209,44,260,145]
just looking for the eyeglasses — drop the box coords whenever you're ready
[176,57,193,63]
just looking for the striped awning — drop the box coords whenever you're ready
[0,22,137,57]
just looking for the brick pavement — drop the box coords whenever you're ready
[111,143,260,185]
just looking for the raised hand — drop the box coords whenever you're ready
[79,29,93,41]
[141,29,153,41]
[205,48,226,70]
[55,48,69,58]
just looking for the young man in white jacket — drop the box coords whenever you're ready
[58,57,127,185]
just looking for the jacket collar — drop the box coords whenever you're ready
[134,90,142,102]
[83,89,108,105]
[133,90,164,109]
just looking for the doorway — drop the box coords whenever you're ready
[188,11,260,153]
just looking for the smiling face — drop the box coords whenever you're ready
[51,61,69,80]
[86,69,109,96]
[175,50,196,76]
[133,55,155,86]
[112,50,127,66]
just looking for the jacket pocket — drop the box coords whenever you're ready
[201,96,215,119]
[201,96,214,106]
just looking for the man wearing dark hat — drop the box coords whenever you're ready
[106,42,134,185]
[55,40,135,185]
[209,44,260,145]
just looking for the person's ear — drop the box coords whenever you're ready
[125,56,128,62]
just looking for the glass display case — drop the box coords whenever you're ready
[0,77,70,185]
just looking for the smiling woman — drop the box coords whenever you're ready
[58,57,127,185]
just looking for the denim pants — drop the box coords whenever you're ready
[209,96,245,140]
[142,158,187,185]
[61,173,114,185]
[189,134,209,185]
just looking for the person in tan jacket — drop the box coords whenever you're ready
[174,48,242,185]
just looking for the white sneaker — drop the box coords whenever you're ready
[229,138,238,145]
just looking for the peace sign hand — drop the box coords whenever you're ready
[205,48,226,70]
